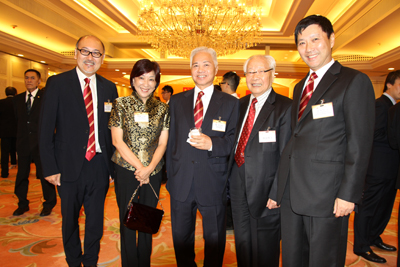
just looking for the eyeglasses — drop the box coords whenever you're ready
[245,68,273,76]
[76,48,103,58]
[219,81,228,86]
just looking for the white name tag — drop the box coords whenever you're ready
[312,102,334,119]
[134,112,149,122]
[212,119,226,132]
[104,102,112,113]
[259,130,276,143]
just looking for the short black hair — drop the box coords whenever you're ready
[384,70,400,92]
[294,15,334,46]
[162,85,173,95]
[214,84,222,91]
[5,86,17,96]
[24,69,41,79]
[222,71,240,91]
[130,59,161,90]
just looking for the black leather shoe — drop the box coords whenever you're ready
[373,242,397,251]
[40,207,53,216]
[13,206,29,216]
[356,251,386,263]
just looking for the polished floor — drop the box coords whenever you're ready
[0,163,398,266]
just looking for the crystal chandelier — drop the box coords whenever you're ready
[137,0,262,58]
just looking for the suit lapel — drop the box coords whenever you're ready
[298,62,340,123]
[248,89,276,143]
[182,89,195,127]
[30,90,42,113]
[69,70,89,123]
[234,95,251,143]
[203,89,223,132]
[96,74,105,123]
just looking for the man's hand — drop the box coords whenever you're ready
[45,173,61,186]
[333,198,355,217]
[267,198,280,209]
[190,133,212,150]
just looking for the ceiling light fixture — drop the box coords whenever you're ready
[137,0,262,58]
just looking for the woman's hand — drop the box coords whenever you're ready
[135,166,153,186]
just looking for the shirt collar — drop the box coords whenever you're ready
[383,92,397,105]
[26,88,39,97]
[76,67,96,83]
[250,87,272,103]
[310,59,335,79]
[194,84,214,96]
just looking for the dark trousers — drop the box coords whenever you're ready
[230,163,280,267]
[170,182,226,267]
[281,181,348,267]
[57,154,109,267]
[14,152,56,209]
[114,164,162,267]
[1,137,16,177]
[354,175,397,253]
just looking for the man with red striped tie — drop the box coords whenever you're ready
[39,35,118,267]
[166,47,239,267]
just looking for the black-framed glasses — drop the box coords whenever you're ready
[77,48,103,58]
[245,68,273,76]
[219,81,227,86]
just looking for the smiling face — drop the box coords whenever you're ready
[132,71,156,103]
[191,51,218,90]
[297,24,335,72]
[245,56,274,98]
[74,36,105,77]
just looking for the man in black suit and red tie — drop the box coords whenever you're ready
[353,70,400,263]
[39,35,118,267]
[228,55,292,267]
[13,69,56,216]
[166,47,239,266]
[276,15,375,266]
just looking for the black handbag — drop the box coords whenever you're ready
[123,183,164,234]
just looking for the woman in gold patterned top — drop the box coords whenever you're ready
[108,59,169,267]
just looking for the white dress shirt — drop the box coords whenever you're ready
[26,88,39,106]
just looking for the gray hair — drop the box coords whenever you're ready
[190,47,218,68]
[243,55,276,74]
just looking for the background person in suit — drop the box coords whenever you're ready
[13,69,56,216]
[276,15,375,267]
[353,70,400,263]
[0,86,17,178]
[39,35,118,267]
[161,85,173,104]
[220,71,240,99]
[228,55,292,267]
[166,47,239,267]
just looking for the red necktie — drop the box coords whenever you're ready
[298,72,318,120]
[235,98,258,167]
[84,78,96,161]
[194,91,204,128]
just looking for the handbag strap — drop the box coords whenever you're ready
[127,182,164,212]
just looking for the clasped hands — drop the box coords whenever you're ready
[135,165,152,186]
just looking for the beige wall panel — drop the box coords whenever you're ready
[0,78,7,99]
[31,62,48,82]
[0,56,8,76]
[11,57,30,78]
[12,81,26,94]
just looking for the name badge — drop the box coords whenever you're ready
[259,129,276,143]
[312,101,334,119]
[104,102,112,113]
[134,112,149,123]
[212,118,226,132]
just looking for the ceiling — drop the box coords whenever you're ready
[0,0,399,87]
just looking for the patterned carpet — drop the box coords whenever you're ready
[0,163,398,267]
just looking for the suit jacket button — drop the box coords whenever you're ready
[83,146,86,150]
[85,130,88,134]
[289,155,291,159]
[294,133,298,137]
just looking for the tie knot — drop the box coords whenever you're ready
[197,91,204,99]
[84,78,90,85]
[310,72,318,81]
[251,98,258,105]
[28,93,32,98]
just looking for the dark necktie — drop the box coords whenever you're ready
[84,78,96,161]
[298,72,318,120]
[26,93,32,113]
[194,91,204,128]
[235,98,258,167]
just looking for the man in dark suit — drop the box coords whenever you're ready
[228,55,292,267]
[0,86,17,178]
[13,70,56,216]
[39,35,118,267]
[386,70,400,267]
[354,70,400,263]
[166,47,239,266]
[276,15,375,266]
